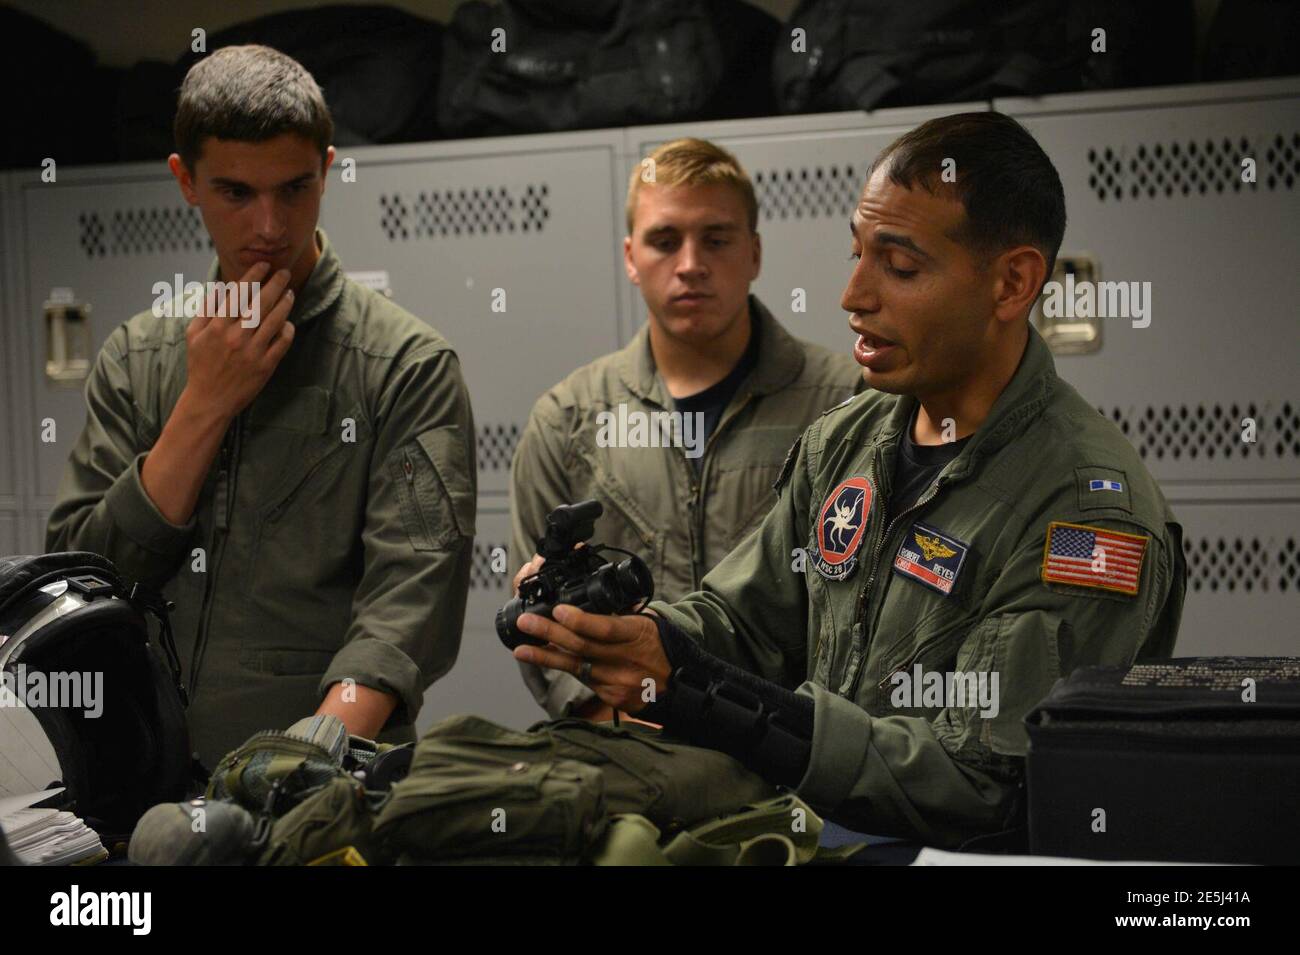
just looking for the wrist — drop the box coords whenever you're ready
[174,385,235,432]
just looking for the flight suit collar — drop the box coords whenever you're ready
[868,323,1058,480]
[205,227,346,331]
[617,295,807,407]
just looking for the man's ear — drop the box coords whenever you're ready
[320,145,336,192]
[751,230,762,280]
[993,245,1048,326]
[168,154,199,205]
[623,234,640,285]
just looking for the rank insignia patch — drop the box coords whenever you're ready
[893,521,969,596]
[1042,521,1148,596]
[811,476,873,581]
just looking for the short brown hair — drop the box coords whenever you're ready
[174,45,333,172]
[625,138,758,235]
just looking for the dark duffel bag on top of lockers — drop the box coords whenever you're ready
[772,0,1196,115]
[438,0,780,138]
[174,5,444,146]
[1025,657,1300,865]
[0,552,197,845]
[1202,0,1300,83]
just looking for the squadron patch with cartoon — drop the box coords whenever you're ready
[811,476,873,581]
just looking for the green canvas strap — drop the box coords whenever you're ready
[588,815,671,866]
[589,815,803,866]
[680,794,822,864]
[588,795,868,866]
[662,830,799,866]
[808,843,871,864]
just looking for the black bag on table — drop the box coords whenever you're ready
[1025,657,1300,865]
[438,0,780,137]
[773,0,1195,115]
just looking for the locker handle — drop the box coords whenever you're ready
[44,297,93,385]
[1032,253,1103,356]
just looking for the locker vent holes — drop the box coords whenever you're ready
[77,208,213,258]
[754,165,859,220]
[1087,132,1299,201]
[1097,402,1299,461]
[379,185,550,240]
[471,540,510,591]
[478,422,520,472]
[1183,535,1300,594]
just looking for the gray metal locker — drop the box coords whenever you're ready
[11,163,216,518]
[997,77,1300,656]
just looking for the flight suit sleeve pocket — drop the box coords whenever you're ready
[987,610,1063,757]
[392,425,476,551]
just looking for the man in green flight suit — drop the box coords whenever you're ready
[510,137,863,721]
[510,111,1187,848]
[46,46,477,768]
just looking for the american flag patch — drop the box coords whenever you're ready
[1041,521,1148,596]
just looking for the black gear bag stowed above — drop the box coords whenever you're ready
[438,0,780,138]
[772,0,1196,115]
[0,552,196,840]
[172,5,444,146]
[1025,657,1300,865]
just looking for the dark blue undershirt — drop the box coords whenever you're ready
[888,406,971,519]
[671,324,761,473]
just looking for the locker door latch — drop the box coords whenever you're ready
[1032,254,1102,356]
[44,288,92,385]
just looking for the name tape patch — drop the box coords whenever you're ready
[893,522,969,596]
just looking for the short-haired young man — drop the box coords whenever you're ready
[510,138,863,720]
[47,46,477,767]
[512,113,1187,847]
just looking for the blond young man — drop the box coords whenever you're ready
[509,138,862,720]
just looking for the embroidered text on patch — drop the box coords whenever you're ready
[893,522,969,596]
[1042,521,1148,595]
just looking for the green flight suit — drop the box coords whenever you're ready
[510,296,864,717]
[46,228,476,767]
[651,324,1187,848]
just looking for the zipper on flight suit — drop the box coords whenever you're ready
[400,448,436,546]
[876,625,959,693]
[679,390,754,590]
[189,411,243,696]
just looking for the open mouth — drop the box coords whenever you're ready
[854,331,899,368]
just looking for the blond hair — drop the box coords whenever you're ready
[625,138,758,235]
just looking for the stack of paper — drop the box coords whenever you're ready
[0,689,64,799]
[0,789,108,866]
